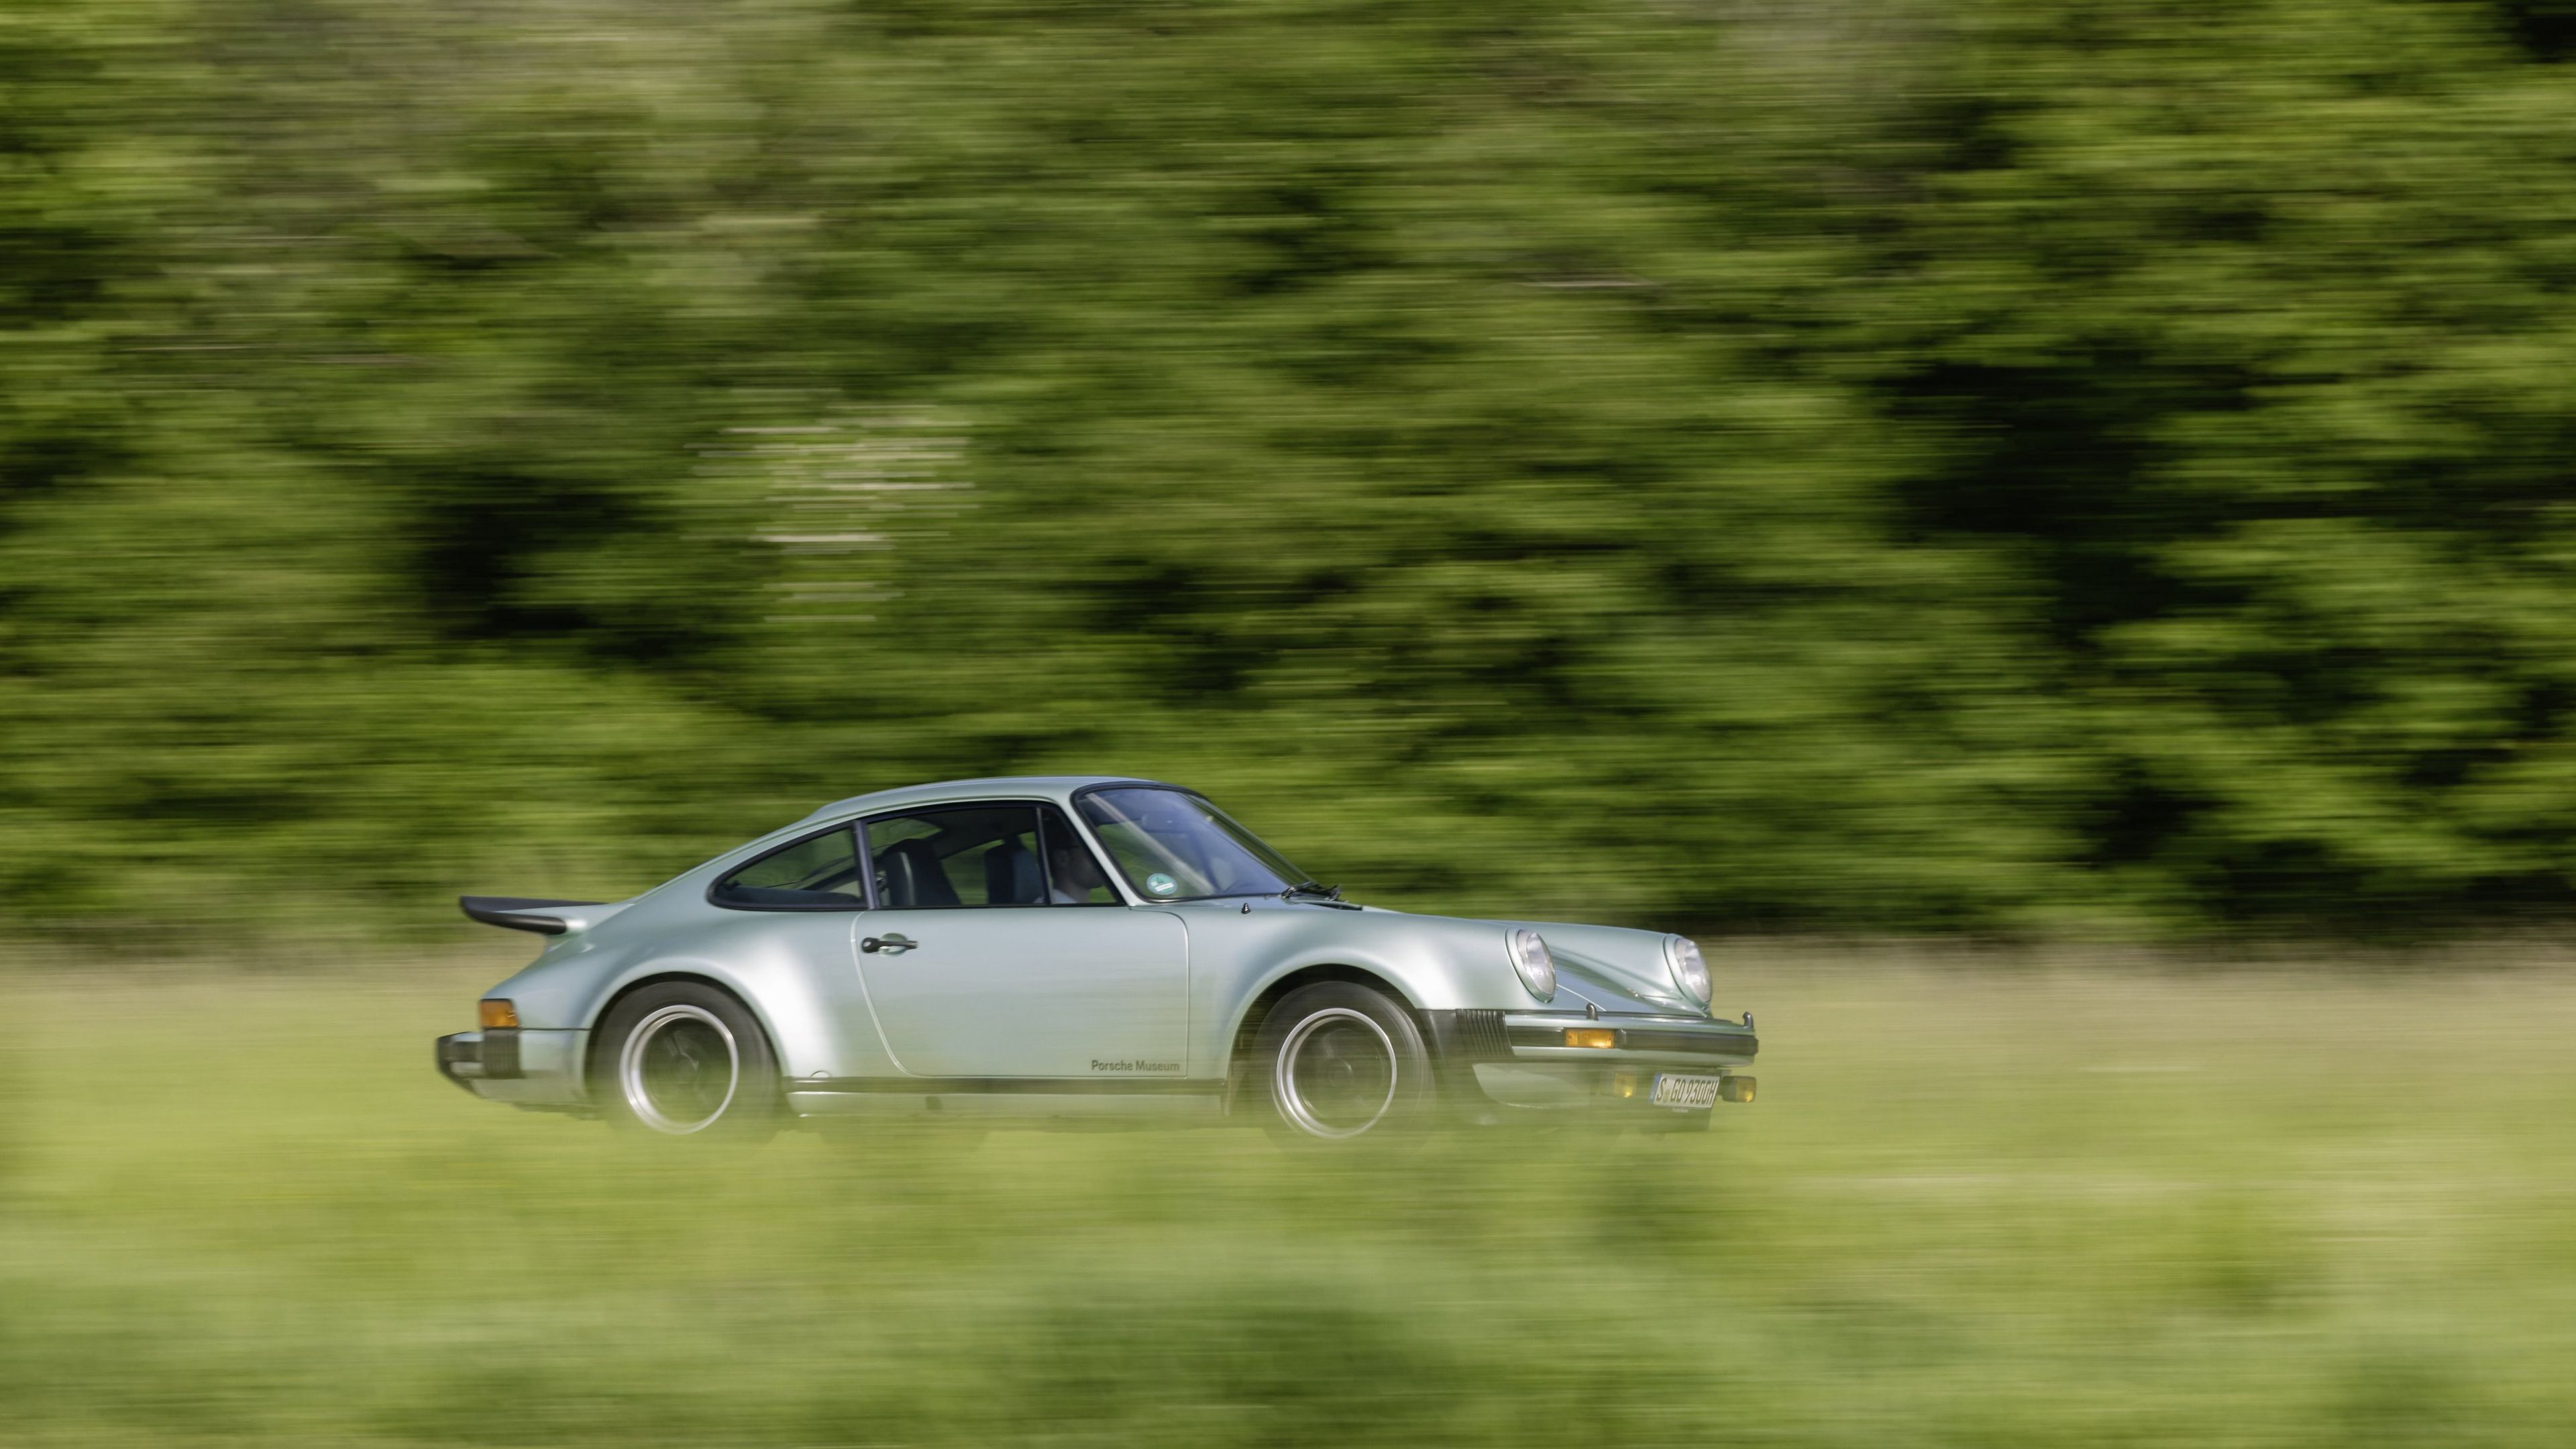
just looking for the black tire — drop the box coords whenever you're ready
[1250,981,1434,1146]
[592,981,782,1141]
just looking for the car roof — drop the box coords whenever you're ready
[797,775,1181,822]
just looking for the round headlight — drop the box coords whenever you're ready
[1667,935,1711,1006]
[1508,928,1556,1002]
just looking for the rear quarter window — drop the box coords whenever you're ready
[711,826,865,908]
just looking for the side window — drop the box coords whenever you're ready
[712,826,863,909]
[865,803,1124,908]
[868,805,1044,908]
[1038,804,1121,905]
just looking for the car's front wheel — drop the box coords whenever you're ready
[594,982,780,1140]
[1252,981,1434,1145]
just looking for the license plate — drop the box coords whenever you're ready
[1650,1073,1721,1110]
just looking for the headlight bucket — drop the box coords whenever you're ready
[1508,928,1557,1002]
[1665,936,1711,1006]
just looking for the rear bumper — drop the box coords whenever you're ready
[435,1030,515,1088]
[434,1029,591,1108]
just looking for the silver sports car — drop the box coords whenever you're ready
[436,776,1758,1142]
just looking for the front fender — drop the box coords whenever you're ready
[1180,906,1549,1075]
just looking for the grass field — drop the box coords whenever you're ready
[5,942,2574,1447]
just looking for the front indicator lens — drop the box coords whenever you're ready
[479,999,520,1029]
[1562,1028,1618,1049]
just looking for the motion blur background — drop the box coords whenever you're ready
[9,1,2576,1444]
[21,0,2576,937]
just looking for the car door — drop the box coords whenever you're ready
[855,801,1191,1079]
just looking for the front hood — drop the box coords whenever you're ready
[1389,909,1701,1016]
[1548,953,1691,1016]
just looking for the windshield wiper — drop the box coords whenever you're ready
[1281,881,1354,906]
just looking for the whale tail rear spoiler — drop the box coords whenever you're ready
[459,896,614,935]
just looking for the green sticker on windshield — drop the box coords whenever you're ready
[1144,872,1179,896]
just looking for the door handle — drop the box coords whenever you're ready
[861,934,916,954]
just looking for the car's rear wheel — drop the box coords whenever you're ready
[1252,981,1433,1146]
[594,982,780,1140]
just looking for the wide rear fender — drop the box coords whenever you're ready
[479,918,845,1080]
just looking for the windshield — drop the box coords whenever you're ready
[1076,788,1308,901]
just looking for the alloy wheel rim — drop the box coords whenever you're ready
[1274,1007,1398,1139]
[619,1004,739,1134]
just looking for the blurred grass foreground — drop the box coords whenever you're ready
[19,0,2576,938]
[4,949,2573,1446]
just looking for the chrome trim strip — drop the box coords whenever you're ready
[788,1075,1225,1095]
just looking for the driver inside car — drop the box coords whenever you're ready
[1046,828,1114,904]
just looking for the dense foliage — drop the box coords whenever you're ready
[11,0,2576,936]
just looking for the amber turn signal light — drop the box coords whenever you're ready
[479,999,520,1030]
[1562,1028,1618,1049]
[1721,1077,1756,1103]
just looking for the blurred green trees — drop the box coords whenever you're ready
[10,0,2576,936]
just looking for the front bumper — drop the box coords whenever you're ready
[1424,1010,1757,1124]
[1499,1011,1758,1067]
[434,1029,591,1108]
